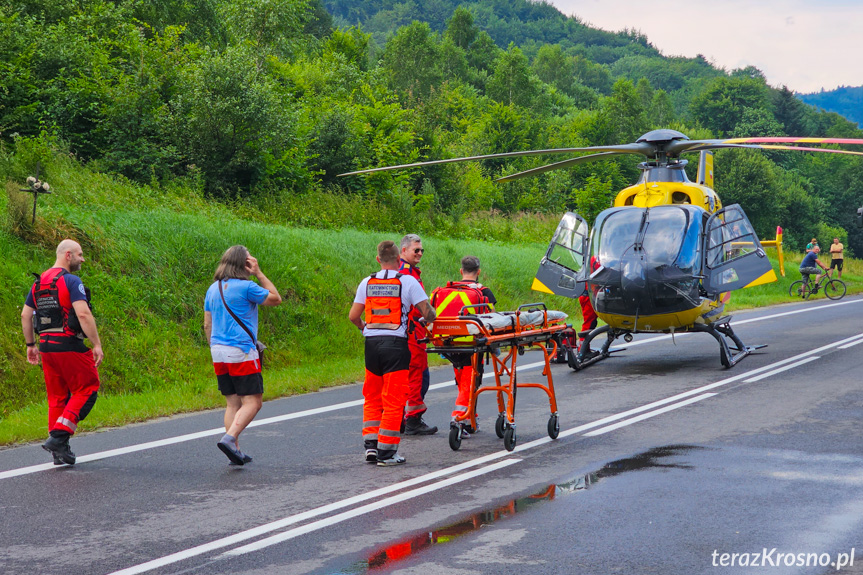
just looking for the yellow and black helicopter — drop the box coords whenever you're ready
[341,129,863,368]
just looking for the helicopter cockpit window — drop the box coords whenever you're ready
[706,206,758,268]
[593,207,692,271]
[547,212,588,273]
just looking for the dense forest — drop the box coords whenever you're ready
[799,86,863,129]
[2,0,863,253]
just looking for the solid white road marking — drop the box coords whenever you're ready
[583,394,717,436]
[743,357,821,383]
[838,338,863,350]
[223,459,523,556]
[106,458,521,575]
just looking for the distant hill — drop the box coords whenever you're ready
[798,86,863,127]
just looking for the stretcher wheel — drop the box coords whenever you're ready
[448,424,462,451]
[495,415,506,438]
[547,414,559,439]
[503,426,516,451]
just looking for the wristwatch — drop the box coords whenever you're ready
[26,342,36,347]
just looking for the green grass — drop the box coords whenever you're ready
[2,146,861,446]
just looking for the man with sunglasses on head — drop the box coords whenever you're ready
[398,234,437,435]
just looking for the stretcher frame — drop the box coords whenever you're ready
[426,303,568,452]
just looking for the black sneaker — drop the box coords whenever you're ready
[42,436,76,465]
[229,452,253,466]
[404,416,438,436]
[365,449,378,464]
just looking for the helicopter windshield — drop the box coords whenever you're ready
[592,207,698,271]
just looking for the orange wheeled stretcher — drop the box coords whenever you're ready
[426,303,569,452]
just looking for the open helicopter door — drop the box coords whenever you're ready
[702,204,777,297]
[532,211,588,299]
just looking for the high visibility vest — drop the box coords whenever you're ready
[365,272,404,330]
[31,268,89,337]
[430,281,490,318]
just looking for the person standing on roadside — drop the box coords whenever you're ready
[829,237,844,279]
[349,240,436,466]
[398,233,438,435]
[204,246,281,466]
[21,239,103,466]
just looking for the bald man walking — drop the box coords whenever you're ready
[22,239,103,465]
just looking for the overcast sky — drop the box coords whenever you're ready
[546,0,863,93]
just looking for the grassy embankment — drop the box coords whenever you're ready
[2,149,861,446]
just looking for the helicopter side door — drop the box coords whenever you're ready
[532,212,589,299]
[702,204,777,297]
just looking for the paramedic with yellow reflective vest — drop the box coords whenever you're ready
[429,256,496,436]
[21,239,103,466]
[349,241,436,466]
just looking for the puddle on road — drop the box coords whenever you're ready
[330,445,702,574]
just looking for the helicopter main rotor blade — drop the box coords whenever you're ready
[494,152,629,183]
[337,143,654,177]
[678,142,863,157]
[666,141,765,154]
[668,137,863,155]
[722,137,863,145]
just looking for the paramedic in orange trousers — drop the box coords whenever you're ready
[350,241,436,465]
[398,234,437,435]
[430,256,496,437]
[21,239,104,465]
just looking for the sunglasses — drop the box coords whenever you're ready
[413,248,425,254]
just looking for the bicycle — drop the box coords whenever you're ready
[788,270,846,300]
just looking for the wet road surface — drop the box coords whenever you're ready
[3,297,863,574]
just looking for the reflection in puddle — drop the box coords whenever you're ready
[332,445,701,574]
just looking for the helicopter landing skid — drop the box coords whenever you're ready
[690,318,766,368]
[567,325,624,371]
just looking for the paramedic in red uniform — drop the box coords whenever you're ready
[350,240,436,466]
[21,239,103,465]
[204,245,281,466]
[398,234,437,435]
[430,256,496,437]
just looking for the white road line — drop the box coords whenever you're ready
[838,338,863,350]
[2,301,859,480]
[107,457,522,575]
[734,298,863,325]
[557,332,863,438]
[223,459,523,557]
[743,357,821,383]
[107,331,862,574]
[583,394,718,436]
[106,453,521,575]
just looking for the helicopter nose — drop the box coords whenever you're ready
[621,258,647,293]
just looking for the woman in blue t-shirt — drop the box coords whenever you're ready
[204,245,281,465]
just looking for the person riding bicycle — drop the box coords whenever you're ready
[799,246,830,291]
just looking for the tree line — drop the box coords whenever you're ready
[1,0,862,253]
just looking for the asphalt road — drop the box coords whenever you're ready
[3,297,863,575]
